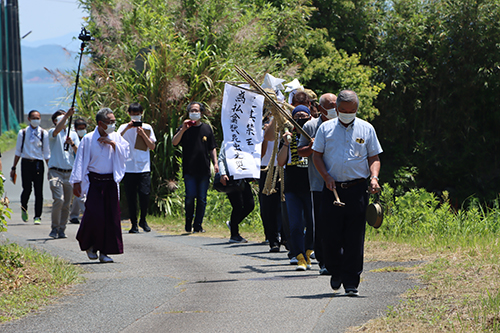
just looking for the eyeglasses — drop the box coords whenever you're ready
[101,120,116,125]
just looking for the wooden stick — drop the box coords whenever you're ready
[234,65,312,142]
[332,188,346,207]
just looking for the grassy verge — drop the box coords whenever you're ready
[0,128,22,154]
[0,242,84,322]
[349,233,500,332]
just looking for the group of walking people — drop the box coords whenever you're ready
[11,81,382,296]
[174,86,382,296]
[11,104,156,263]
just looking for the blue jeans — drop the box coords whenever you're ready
[184,174,210,231]
[285,191,314,258]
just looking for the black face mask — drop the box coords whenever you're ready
[296,118,308,127]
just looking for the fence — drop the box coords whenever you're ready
[0,0,22,134]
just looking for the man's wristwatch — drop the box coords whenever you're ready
[11,166,15,171]
[370,176,379,181]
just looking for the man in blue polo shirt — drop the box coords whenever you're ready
[312,90,382,296]
[48,108,80,238]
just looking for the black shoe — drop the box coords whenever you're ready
[193,228,205,233]
[69,218,80,224]
[319,266,331,275]
[129,225,139,233]
[139,220,151,232]
[330,276,342,292]
[185,221,192,233]
[269,244,280,253]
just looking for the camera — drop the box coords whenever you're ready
[132,121,143,127]
[78,28,94,42]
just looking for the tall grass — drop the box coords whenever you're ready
[367,184,500,248]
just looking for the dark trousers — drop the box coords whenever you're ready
[226,181,255,238]
[123,172,151,224]
[259,170,281,248]
[312,191,324,266]
[285,191,313,258]
[21,159,44,218]
[184,174,210,231]
[77,172,123,255]
[321,182,368,289]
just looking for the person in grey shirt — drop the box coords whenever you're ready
[298,93,337,275]
[48,108,80,238]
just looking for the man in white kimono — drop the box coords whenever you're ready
[70,108,130,263]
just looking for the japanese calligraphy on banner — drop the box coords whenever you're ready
[221,83,264,180]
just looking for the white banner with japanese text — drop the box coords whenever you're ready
[221,83,264,180]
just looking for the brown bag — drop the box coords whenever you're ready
[366,192,383,228]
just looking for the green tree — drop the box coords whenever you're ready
[74,0,383,214]
[372,0,500,202]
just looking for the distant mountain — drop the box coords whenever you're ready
[21,32,81,52]
[21,44,79,83]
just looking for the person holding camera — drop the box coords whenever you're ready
[118,103,156,233]
[172,102,218,233]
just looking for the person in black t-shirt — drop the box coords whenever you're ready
[173,102,219,233]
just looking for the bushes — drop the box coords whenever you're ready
[369,184,500,242]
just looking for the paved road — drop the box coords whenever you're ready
[0,149,418,332]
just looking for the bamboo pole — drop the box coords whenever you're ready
[234,65,312,142]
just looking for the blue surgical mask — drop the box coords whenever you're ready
[189,112,201,121]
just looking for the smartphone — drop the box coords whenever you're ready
[188,120,196,126]
[132,121,143,127]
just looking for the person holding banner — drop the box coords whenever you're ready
[277,105,314,271]
[173,102,218,233]
[218,143,254,243]
[219,82,265,241]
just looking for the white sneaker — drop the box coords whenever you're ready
[86,248,98,260]
[99,253,113,263]
[289,257,298,265]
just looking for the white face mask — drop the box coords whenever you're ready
[30,119,41,127]
[77,129,87,137]
[325,108,337,120]
[189,112,201,121]
[130,115,142,122]
[338,112,356,124]
[56,115,67,125]
[104,123,115,134]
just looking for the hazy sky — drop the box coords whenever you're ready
[19,0,87,42]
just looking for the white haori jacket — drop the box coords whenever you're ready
[70,130,130,196]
